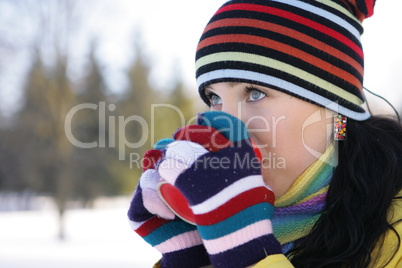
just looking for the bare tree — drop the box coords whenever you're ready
[1,0,80,240]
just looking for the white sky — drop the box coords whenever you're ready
[360,0,402,113]
[89,0,228,94]
[0,0,401,117]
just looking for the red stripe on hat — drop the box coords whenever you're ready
[346,0,374,21]
[194,186,275,226]
[199,33,362,89]
[365,0,374,18]
[215,3,364,58]
[347,0,364,21]
[199,18,363,77]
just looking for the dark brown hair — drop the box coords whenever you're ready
[289,116,402,267]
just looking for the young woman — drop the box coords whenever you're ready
[128,0,402,267]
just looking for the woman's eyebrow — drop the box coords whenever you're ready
[204,87,215,94]
[228,82,241,87]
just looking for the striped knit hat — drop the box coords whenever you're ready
[195,0,376,121]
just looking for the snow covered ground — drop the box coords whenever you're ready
[0,196,161,268]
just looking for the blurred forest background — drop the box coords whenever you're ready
[0,0,203,240]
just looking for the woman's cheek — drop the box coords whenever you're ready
[246,120,273,157]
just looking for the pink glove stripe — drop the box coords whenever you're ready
[142,189,175,220]
[202,220,273,255]
[128,218,145,231]
[158,158,189,185]
[139,169,160,190]
[194,187,275,225]
[155,230,204,253]
[191,175,267,214]
[165,140,209,166]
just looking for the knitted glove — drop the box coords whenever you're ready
[158,111,282,268]
[127,139,211,268]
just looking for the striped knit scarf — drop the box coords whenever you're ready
[272,144,336,254]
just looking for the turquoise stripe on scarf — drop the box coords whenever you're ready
[290,164,334,205]
[272,145,335,252]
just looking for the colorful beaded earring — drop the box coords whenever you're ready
[334,115,347,140]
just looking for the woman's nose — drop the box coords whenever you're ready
[221,101,242,120]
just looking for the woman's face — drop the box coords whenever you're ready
[205,82,334,198]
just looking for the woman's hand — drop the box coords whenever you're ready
[158,111,282,268]
[127,140,210,268]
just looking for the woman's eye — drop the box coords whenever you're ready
[210,94,222,106]
[248,88,266,102]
